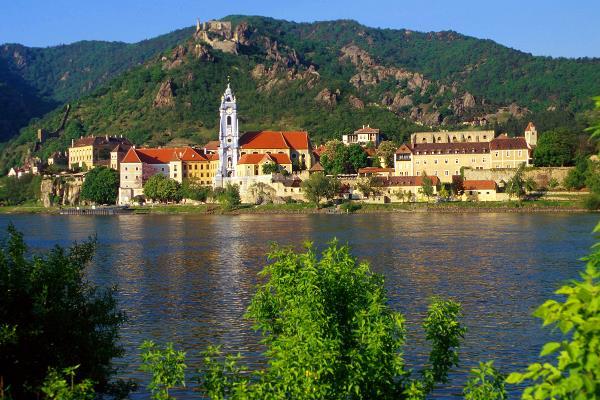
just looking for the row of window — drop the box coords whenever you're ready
[415,170,460,177]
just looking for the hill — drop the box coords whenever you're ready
[1,16,599,172]
[0,26,194,141]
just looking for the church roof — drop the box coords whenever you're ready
[121,147,188,164]
[239,131,310,150]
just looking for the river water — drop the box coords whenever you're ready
[1,213,597,398]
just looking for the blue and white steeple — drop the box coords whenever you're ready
[217,82,239,178]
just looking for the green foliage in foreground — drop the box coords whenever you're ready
[506,222,600,399]
[140,341,187,400]
[463,361,507,400]
[200,241,465,399]
[41,366,95,400]
[143,174,183,203]
[0,225,126,398]
[80,166,119,205]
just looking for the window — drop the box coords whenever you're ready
[125,167,128,171]
[445,159,448,164]
[444,170,449,176]
[423,161,427,165]
[518,150,522,156]
[416,171,421,176]
[227,116,232,126]
[125,176,128,180]
[455,159,459,164]
[455,170,459,175]
[506,151,510,156]
[495,151,499,157]
[174,173,177,178]
[434,171,438,176]
[434,159,438,164]
[482,158,486,163]
[416,160,420,165]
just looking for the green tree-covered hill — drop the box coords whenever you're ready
[0,26,194,141]
[1,16,599,172]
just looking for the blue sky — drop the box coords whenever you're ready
[1,0,598,58]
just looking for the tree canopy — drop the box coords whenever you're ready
[80,166,119,205]
[301,173,340,207]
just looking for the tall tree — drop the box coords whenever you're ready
[301,173,340,207]
[533,129,576,167]
[80,166,119,205]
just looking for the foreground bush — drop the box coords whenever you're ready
[200,241,465,399]
[0,225,126,398]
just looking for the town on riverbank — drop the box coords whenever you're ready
[2,82,599,214]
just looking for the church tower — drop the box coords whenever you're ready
[524,122,537,147]
[217,83,239,179]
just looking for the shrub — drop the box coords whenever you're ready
[583,193,600,210]
[200,241,465,399]
[340,201,362,213]
[140,341,186,400]
[301,173,340,207]
[41,366,95,400]
[0,225,126,398]
[216,183,241,211]
[80,166,119,205]
[463,361,507,400]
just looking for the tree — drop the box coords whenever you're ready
[506,222,600,398]
[419,173,434,200]
[143,174,181,203]
[505,164,532,199]
[41,366,95,400]
[584,159,600,194]
[0,225,125,398]
[355,176,381,198]
[261,162,280,175]
[180,178,212,202]
[200,241,465,399]
[216,183,241,210]
[301,172,340,207]
[140,341,187,400]
[376,141,398,168]
[563,157,588,190]
[533,129,576,167]
[347,144,369,172]
[0,174,42,206]
[80,166,119,205]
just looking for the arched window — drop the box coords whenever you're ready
[227,116,232,126]
[227,157,232,169]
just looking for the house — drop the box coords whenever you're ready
[236,153,293,177]
[117,146,218,204]
[69,135,132,170]
[238,130,313,171]
[354,175,440,202]
[342,125,381,146]
[461,180,500,202]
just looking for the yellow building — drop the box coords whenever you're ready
[69,135,131,169]
[394,126,536,183]
[236,153,293,177]
[461,180,499,202]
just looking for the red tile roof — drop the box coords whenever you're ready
[354,125,380,134]
[525,122,536,131]
[176,147,208,162]
[375,175,440,187]
[240,131,310,150]
[410,142,490,154]
[463,180,497,191]
[121,147,184,164]
[238,153,292,165]
[395,144,412,154]
[489,136,529,150]
[203,140,220,150]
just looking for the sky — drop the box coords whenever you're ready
[1,0,599,58]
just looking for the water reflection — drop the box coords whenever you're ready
[0,213,596,399]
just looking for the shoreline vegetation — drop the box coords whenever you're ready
[0,198,594,215]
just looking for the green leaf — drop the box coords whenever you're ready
[540,342,561,357]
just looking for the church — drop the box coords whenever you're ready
[214,83,314,186]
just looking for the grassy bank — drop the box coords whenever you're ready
[0,199,592,216]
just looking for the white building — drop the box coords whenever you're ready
[342,125,381,146]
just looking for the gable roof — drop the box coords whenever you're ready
[238,153,292,165]
[240,131,310,150]
[463,180,497,191]
[203,140,220,151]
[72,135,132,148]
[525,122,536,131]
[309,161,324,172]
[395,144,413,154]
[354,125,379,134]
[410,141,490,154]
[489,135,529,150]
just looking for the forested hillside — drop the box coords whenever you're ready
[0,26,194,141]
[1,15,598,172]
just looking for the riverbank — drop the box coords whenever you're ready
[0,199,593,215]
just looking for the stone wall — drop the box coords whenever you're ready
[463,167,573,188]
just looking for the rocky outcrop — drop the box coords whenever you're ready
[348,95,364,109]
[252,63,320,92]
[153,79,175,108]
[392,93,413,109]
[40,175,84,207]
[315,88,339,108]
[450,91,477,116]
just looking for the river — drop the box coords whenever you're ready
[1,213,597,398]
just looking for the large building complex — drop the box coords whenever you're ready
[69,135,132,170]
[394,124,537,183]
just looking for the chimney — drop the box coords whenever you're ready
[71,139,74,147]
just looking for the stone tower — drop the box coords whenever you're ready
[524,122,537,147]
[216,83,239,179]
